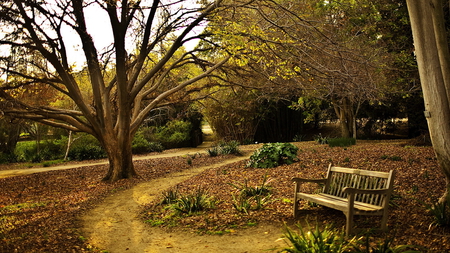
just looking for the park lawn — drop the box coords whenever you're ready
[0,140,448,252]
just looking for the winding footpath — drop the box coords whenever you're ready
[0,142,285,252]
[80,155,287,253]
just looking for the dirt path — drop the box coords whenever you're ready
[0,145,210,179]
[80,155,287,253]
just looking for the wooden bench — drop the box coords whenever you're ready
[292,164,395,235]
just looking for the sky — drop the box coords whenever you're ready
[60,1,203,69]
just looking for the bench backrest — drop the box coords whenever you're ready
[323,165,394,206]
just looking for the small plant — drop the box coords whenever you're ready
[352,234,423,253]
[229,173,272,197]
[389,156,402,161]
[172,188,216,215]
[160,188,180,205]
[207,147,219,157]
[314,133,329,144]
[293,134,305,142]
[327,137,356,147]
[231,193,272,214]
[279,222,354,253]
[207,140,241,156]
[230,173,273,214]
[231,194,253,214]
[279,223,421,253]
[246,142,298,168]
[424,197,450,227]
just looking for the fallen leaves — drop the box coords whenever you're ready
[0,140,449,252]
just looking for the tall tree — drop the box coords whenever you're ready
[206,0,391,138]
[407,0,450,200]
[0,0,232,182]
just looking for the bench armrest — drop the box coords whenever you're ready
[342,187,391,195]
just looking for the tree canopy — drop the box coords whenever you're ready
[0,0,236,181]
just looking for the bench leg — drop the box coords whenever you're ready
[293,198,299,218]
[345,212,353,235]
[293,184,300,218]
[380,209,388,231]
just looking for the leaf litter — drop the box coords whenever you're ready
[0,140,448,252]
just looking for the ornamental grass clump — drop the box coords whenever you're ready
[229,173,273,214]
[172,188,216,215]
[246,142,298,168]
[279,222,422,253]
[280,222,353,253]
[207,140,241,156]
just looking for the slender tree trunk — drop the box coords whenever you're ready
[407,0,450,201]
[333,98,354,138]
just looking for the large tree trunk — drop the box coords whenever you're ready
[100,130,137,182]
[407,0,450,201]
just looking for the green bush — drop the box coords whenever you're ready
[0,152,16,163]
[132,133,164,154]
[148,142,164,152]
[132,134,150,154]
[68,144,106,161]
[67,134,106,161]
[328,137,356,147]
[154,120,192,149]
[15,140,64,162]
[246,142,298,168]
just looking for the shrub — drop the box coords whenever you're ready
[154,120,192,149]
[246,142,298,168]
[15,140,64,162]
[0,152,16,163]
[148,142,164,152]
[132,134,151,154]
[68,144,106,161]
[132,133,164,154]
[217,140,241,155]
[207,140,241,156]
[67,134,106,161]
[328,137,356,147]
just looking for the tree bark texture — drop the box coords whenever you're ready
[407,0,450,198]
[333,97,354,138]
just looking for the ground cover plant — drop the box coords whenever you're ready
[0,140,449,252]
[246,142,299,168]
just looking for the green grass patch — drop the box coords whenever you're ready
[327,137,356,147]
